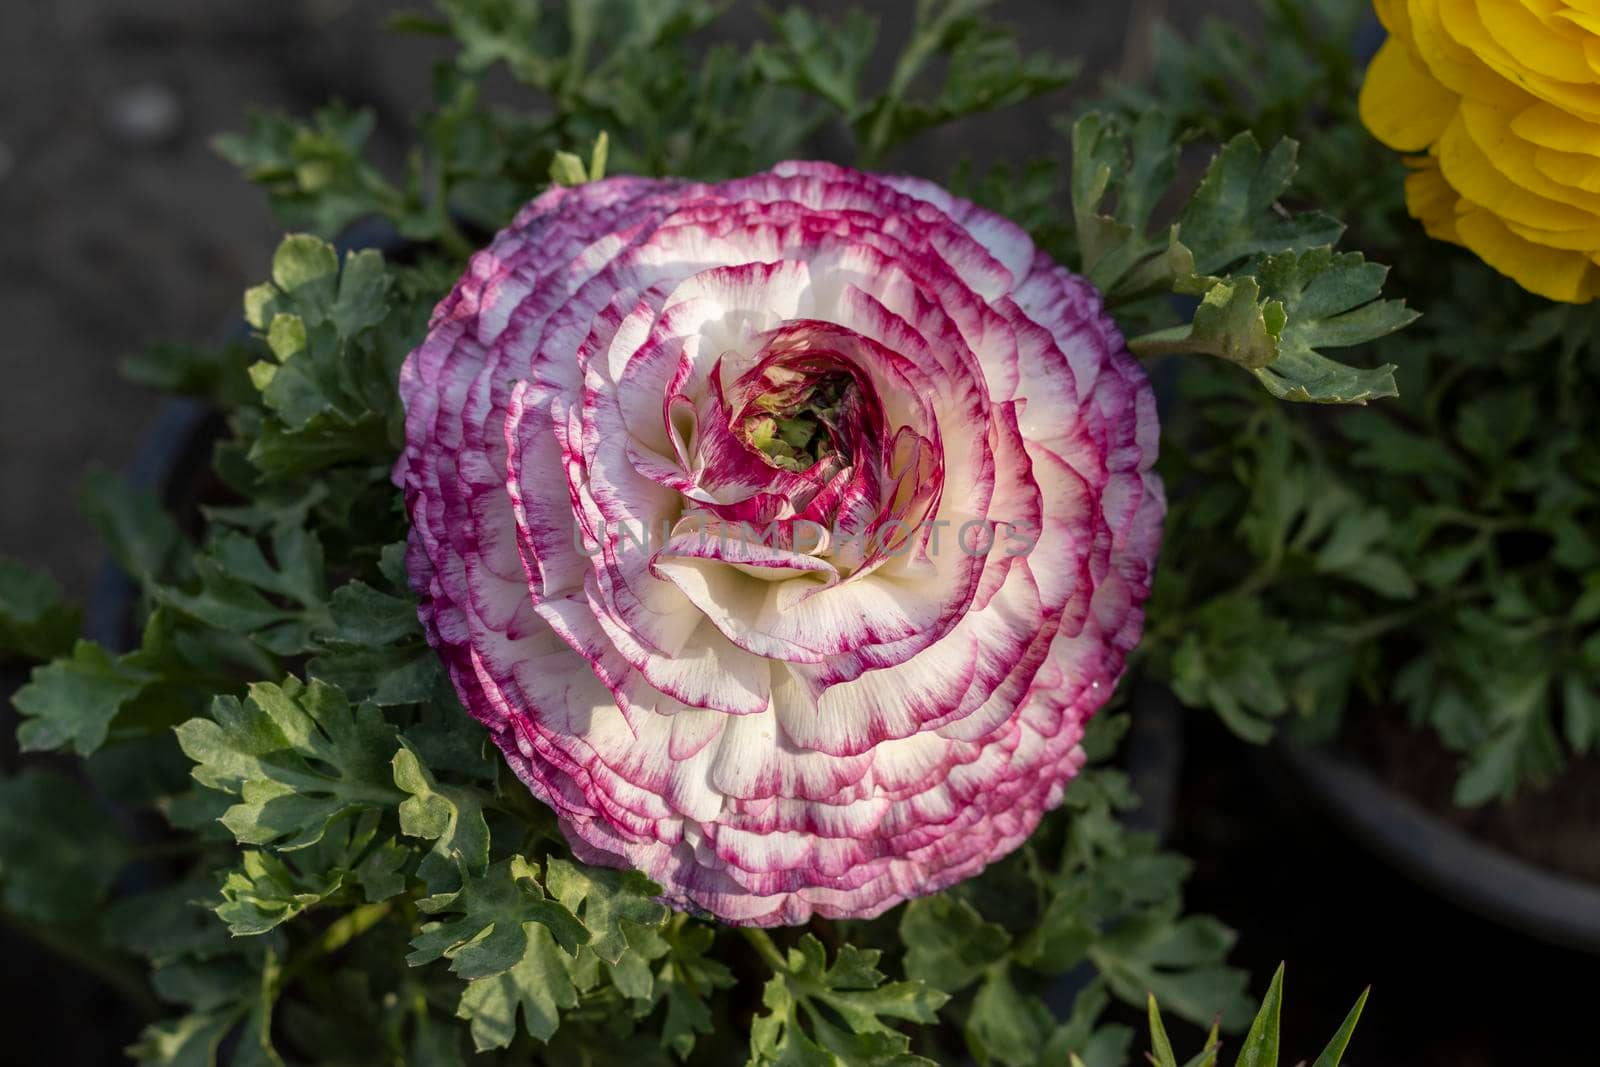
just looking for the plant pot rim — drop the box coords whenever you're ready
[1280,739,1600,956]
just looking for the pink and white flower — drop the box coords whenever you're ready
[395,162,1163,926]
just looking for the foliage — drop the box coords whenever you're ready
[0,1,1401,1064]
[1135,963,1368,1067]
[1120,0,1600,803]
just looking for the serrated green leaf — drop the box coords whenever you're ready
[1069,111,1187,297]
[1248,249,1412,404]
[271,234,340,295]
[1134,248,1408,404]
[1177,134,1342,275]
[104,879,232,962]
[217,848,344,936]
[0,557,80,661]
[13,639,156,755]
[175,677,401,850]
[752,7,877,114]
[655,918,734,1059]
[393,740,490,893]
[749,932,946,1067]
[327,580,419,645]
[455,923,579,1050]
[899,894,1011,994]
[0,768,126,926]
[409,856,588,975]
[964,963,1053,1067]
[544,856,668,965]
[82,465,187,586]
[1089,913,1252,1030]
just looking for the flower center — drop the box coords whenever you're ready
[737,369,857,473]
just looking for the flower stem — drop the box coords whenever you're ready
[275,900,394,994]
[741,927,789,973]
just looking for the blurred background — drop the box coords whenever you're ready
[1,2,1592,1065]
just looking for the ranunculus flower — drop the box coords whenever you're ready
[395,161,1162,925]
[1360,0,1600,302]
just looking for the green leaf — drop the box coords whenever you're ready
[1232,963,1283,1067]
[216,848,345,936]
[82,466,187,586]
[852,0,1076,164]
[1133,249,1409,404]
[1453,668,1558,807]
[1089,913,1252,1030]
[327,580,419,645]
[1147,993,1180,1067]
[1247,249,1412,404]
[548,132,611,186]
[123,341,256,407]
[216,104,405,238]
[655,918,734,1059]
[1069,110,1189,298]
[1176,134,1342,276]
[13,639,156,755]
[544,856,669,965]
[213,807,405,936]
[899,894,1011,994]
[105,878,233,962]
[1136,275,1283,369]
[964,963,1054,1067]
[155,527,330,654]
[393,740,490,894]
[1563,675,1600,755]
[1168,598,1291,744]
[408,856,588,975]
[454,924,579,1050]
[749,932,946,1066]
[272,234,339,297]
[548,150,590,187]
[237,236,411,480]
[309,572,440,707]
[0,557,80,661]
[130,946,286,1067]
[753,7,877,114]
[0,768,126,926]
[175,677,402,850]
[1311,987,1369,1067]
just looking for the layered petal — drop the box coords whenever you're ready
[1363,0,1600,301]
[396,163,1162,925]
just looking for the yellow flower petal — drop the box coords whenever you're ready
[1504,215,1600,248]
[1455,204,1600,300]
[1404,157,1465,243]
[1458,97,1600,215]
[1440,109,1598,230]
[1409,0,1512,100]
[1510,99,1600,149]
[1374,0,1413,36]
[1531,144,1600,193]
[1475,0,1597,84]
[1556,8,1600,36]
[1363,0,1600,301]
[1436,0,1600,117]
[1361,37,1461,150]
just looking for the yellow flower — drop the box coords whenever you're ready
[1360,0,1600,302]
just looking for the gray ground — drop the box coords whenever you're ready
[0,0,1247,597]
